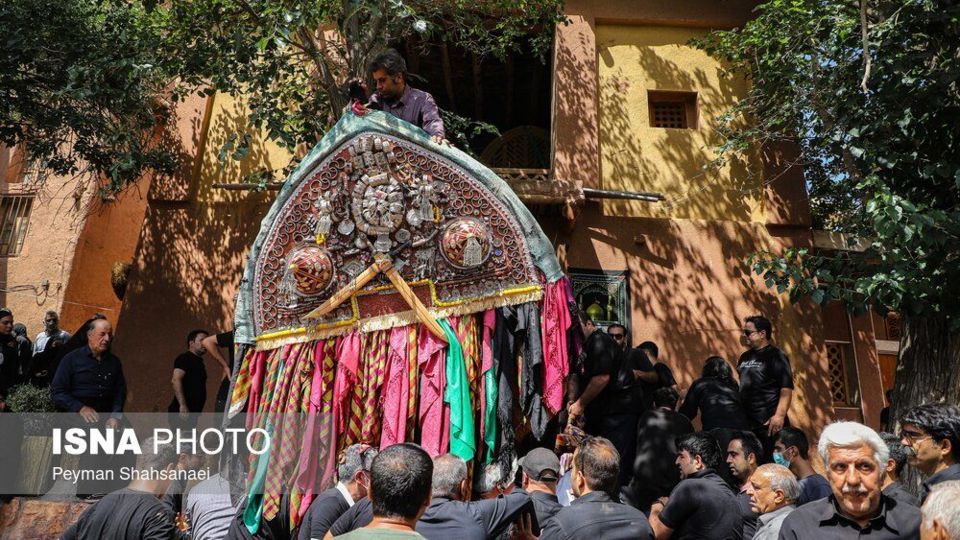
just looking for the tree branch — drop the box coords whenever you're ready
[859,0,872,94]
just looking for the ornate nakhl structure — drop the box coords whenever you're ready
[226,111,577,529]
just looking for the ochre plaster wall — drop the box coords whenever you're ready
[0,147,99,335]
[111,92,288,412]
[596,24,763,223]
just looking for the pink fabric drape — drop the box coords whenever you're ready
[541,278,572,414]
[296,341,335,519]
[418,324,449,456]
[333,332,361,440]
[379,326,412,449]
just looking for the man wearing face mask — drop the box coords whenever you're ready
[778,421,921,540]
[899,404,960,504]
[774,427,831,506]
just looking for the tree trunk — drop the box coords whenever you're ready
[890,313,960,493]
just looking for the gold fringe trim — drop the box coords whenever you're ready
[255,287,542,351]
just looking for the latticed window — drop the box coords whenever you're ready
[826,341,860,406]
[0,196,34,256]
[648,90,698,129]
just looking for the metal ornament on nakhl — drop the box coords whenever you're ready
[236,111,565,349]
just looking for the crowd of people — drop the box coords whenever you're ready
[46,309,960,540]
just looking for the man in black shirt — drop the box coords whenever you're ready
[200,330,234,414]
[541,437,653,540]
[624,387,694,514]
[567,317,634,481]
[51,318,130,496]
[649,432,743,540]
[899,404,960,504]
[168,329,210,430]
[62,438,188,540]
[737,315,794,460]
[519,447,563,526]
[779,421,921,540]
[727,431,762,540]
[880,432,920,507]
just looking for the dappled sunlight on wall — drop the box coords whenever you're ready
[596,25,763,223]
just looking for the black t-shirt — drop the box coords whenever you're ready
[168,352,207,413]
[736,345,794,426]
[679,378,752,431]
[625,349,678,412]
[217,331,235,371]
[582,330,624,419]
[61,488,187,540]
[658,469,743,540]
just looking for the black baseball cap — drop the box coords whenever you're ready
[520,448,560,482]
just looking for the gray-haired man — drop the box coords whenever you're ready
[746,464,798,540]
[920,480,960,540]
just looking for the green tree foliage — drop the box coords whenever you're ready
[154,0,565,178]
[0,0,175,191]
[2,0,564,190]
[696,0,960,326]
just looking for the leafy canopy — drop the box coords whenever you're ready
[696,0,960,324]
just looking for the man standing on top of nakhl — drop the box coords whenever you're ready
[363,49,446,144]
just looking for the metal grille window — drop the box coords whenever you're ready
[21,157,48,186]
[648,91,698,129]
[826,341,860,406]
[0,196,34,256]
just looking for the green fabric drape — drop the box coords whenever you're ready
[441,319,476,462]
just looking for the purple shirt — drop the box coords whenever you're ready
[371,85,445,138]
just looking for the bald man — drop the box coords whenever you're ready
[746,464,798,540]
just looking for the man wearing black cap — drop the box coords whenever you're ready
[520,448,563,526]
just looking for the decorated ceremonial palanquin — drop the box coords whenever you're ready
[226,111,577,530]
[252,128,543,341]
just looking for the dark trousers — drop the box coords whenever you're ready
[751,416,791,464]
[588,413,639,487]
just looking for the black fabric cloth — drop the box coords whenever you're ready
[299,486,350,540]
[526,490,562,528]
[679,378,751,431]
[540,490,653,540]
[658,469,743,540]
[330,493,535,540]
[61,488,188,540]
[629,408,695,512]
[51,346,126,415]
[226,492,294,540]
[591,412,638,487]
[493,307,518,482]
[882,482,920,508]
[778,494,921,540]
[736,345,794,427]
[214,331,235,414]
[920,463,960,504]
[516,303,549,440]
[168,352,208,413]
[736,491,759,540]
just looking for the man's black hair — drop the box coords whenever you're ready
[187,329,209,345]
[880,432,909,476]
[573,437,620,497]
[730,430,764,464]
[637,341,659,359]
[368,48,407,78]
[653,387,680,409]
[901,404,960,461]
[370,443,433,521]
[607,323,626,334]
[776,426,810,459]
[677,432,722,470]
[745,315,773,339]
